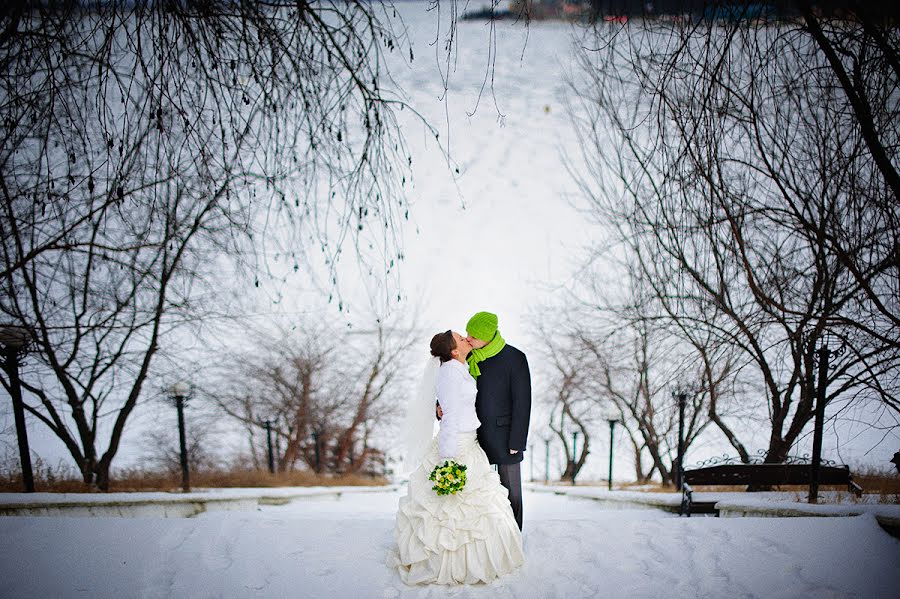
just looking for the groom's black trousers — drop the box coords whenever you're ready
[497,462,523,530]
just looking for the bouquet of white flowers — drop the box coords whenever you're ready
[428,460,467,496]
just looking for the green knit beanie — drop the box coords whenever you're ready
[466,311,498,342]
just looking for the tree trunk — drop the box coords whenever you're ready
[79,459,95,486]
[629,435,646,482]
[94,463,110,492]
[560,460,576,482]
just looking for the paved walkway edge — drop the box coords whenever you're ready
[0,485,399,518]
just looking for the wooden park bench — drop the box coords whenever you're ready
[680,462,863,516]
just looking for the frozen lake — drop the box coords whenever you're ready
[0,488,898,598]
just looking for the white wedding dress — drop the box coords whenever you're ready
[389,359,524,585]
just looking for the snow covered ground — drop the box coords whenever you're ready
[1,488,898,598]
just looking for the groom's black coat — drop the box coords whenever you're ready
[474,344,532,465]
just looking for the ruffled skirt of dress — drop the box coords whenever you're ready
[388,432,524,585]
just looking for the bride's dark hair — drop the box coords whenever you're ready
[430,330,456,363]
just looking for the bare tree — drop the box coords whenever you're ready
[0,2,438,488]
[215,322,335,473]
[567,5,899,465]
[542,340,592,483]
[544,257,722,484]
[215,308,416,476]
[578,329,710,485]
[331,318,418,474]
[142,417,219,479]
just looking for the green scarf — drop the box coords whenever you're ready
[466,331,506,378]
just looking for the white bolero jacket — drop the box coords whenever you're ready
[436,359,482,459]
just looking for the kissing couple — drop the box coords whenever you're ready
[389,311,531,585]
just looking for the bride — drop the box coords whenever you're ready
[389,330,524,585]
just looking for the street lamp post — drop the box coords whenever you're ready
[808,335,844,504]
[674,392,687,490]
[170,382,191,492]
[264,419,276,474]
[571,430,579,486]
[544,437,550,483]
[607,418,618,492]
[0,325,34,492]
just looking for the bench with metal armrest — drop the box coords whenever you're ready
[680,463,863,516]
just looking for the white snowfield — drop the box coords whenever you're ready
[0,487,898,598]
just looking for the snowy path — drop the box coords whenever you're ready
[0,489,897,598]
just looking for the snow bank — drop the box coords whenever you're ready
[537,484,900,518]
[0,485,399,518]
[1,488,898,598]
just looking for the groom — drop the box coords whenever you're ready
[465,311,531,530]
